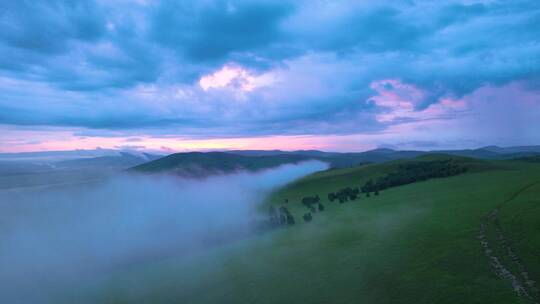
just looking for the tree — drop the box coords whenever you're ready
[328,192,336,202]
[363,159,468,193]
[303,213,312,222]
[302,196,317,208]
[363,179,375,193]
[279,214,287,225]
[374,190,380,196]
[286,214,295,225]
[318,203,325,211]
[366,192,370,198]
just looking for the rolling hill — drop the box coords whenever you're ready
[88,155,540,304]
[55,152,161,170]
[129,152,312,176]
[129,145,540,177]
[228,148,425,167]
[0,152,162,190]
[228,145,540,169]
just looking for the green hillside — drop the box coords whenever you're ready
[86,156,540,304]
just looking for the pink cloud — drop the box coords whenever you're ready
[1,82,537,154]
[367,81,540,148]
[0,127,371,153]
[370,79,467,123]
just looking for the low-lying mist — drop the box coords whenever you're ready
[0,160,327,303]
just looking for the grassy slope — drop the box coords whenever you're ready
[84,157,540,304]
[498,173,540,287]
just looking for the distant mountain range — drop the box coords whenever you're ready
[0,150,162,176]
[129,152,311,177]
[0,148,121,161]
[2,145,539,178]
[129,145,540,177]
[227,148,424,166]
[227,145,540,166]
[55,152,162,170]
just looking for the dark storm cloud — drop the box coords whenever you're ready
[151,0,295,62]
[0,1,105,55]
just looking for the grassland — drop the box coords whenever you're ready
[499,181,540,280]
[83,156,540,304]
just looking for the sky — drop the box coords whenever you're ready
[0,0,539,153]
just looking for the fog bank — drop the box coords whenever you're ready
[0,160,327,303]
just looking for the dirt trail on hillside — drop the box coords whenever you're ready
[479,182,540,303]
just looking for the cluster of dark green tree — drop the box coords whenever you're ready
[261,159,467,230]
[363,158,468,193]
[300,195,326,223]
[301,195,320,209]
[296,186,371,226]
[328,187,361,203]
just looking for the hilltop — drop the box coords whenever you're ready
[128,145,540,177]
[129,152,312,177]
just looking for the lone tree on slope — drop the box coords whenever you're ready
[279,213,287,225]
[287,214,295,225]
[328,192,336,202]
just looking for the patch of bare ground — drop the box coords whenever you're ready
[479,182,539,303]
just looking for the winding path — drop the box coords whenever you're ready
[479,182,540,303]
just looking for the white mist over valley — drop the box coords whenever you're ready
[0,161,327,303]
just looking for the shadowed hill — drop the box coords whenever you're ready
[228,145,540,168]
[56,152,161,170]
[129,152,313,177]
[229,148,424,167]
[129,146,540,178]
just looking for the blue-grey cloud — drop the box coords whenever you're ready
[0,0,539,148]
[0,1,105,55]
[151,1,295,62]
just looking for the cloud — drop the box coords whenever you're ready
[150,1,295,62]
[453,82,540,145]
[0,0,539,150]
[369,79,467,123]
[198,64,271,91]
[114,144,146,150]
[0,1,105,55]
